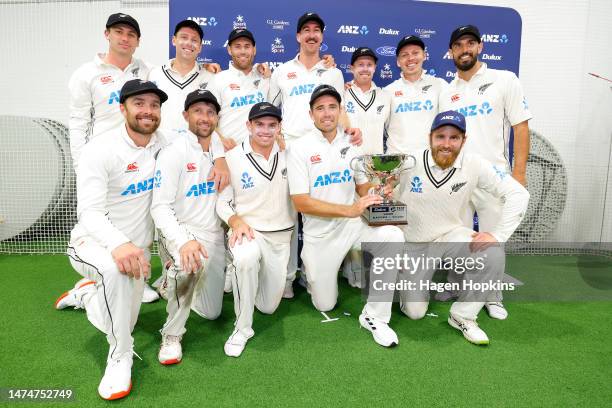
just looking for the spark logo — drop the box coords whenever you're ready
[186,181,216,197]
[289,84,315,96]
[394,100,434,112]
[313,169,352,187]
[229,92,265,108]
[108,91,120,105]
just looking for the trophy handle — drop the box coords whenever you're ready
[399,154,417,173]
[349,156,364,172]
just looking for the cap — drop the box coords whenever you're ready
[449,25,481,48]
[120,79,167,104]
[297,12,325,32]
[396,35,425,55]
[430,111,466,133]
[228,28,255,46]
[106,13,141,38]
[350,47,378,65]
[309,84,341,107]
[174,19,203,41]
[183,89,220,112]
[248,102,282,121]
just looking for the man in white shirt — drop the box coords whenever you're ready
[385,35,449,154]
[67,13,159,302]
[396,111,529,344]
[438,25,532,318]
[216,102,295,357]
[287,85,405,348]
[151,90,227,365]
[57,80,168,400]
[207,29,272,149]
[148,20,215,132]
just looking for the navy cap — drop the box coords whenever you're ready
[106,13,141,38]
[227,28,255,46]
[449,25,481,48]
[184,89,220,112]
[350,47,378,65]
[297,12,325,32]
[431,111,466,133]
[309,84,341,107]
[248,102,282,121]
[396,35,425,55]
[174,19,203,41]
[120,79,167,104]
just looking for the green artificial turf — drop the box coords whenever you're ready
[1,254,611,407]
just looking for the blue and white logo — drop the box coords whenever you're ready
[394,100,434,113]
[313,169,352,187]
[360,25,369,35]
[121,176,155,196]
[289,84,315,96]
[187,16,217,27]
[478,102,493,115]
[108,91,120,105]
[428,69,436,76]
[492,165,507,181]
[457,102,493,117]
[320,43,328,52]
[230,92,265,108]
[410,176,423,193]
[154,170,162,188]
[376,46,396,57]
[337,25,369,35]
[346,101,355,114]
[241,172,254,189]
[186,181,216,197]
[481,33,509,44]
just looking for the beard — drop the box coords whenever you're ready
[431,145,461,169]
[453,52,478,71]
[125,112,160,135]
[191,123,215,139]
[232,55,254,71]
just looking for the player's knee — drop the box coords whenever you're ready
[231,242,260,270]
[256,301,280,315]
[401,301,428,320]
[312,295,337,313]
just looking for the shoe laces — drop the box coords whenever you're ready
[162,335,181,347]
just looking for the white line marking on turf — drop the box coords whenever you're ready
[320,311,340,323]
[426,313,438,318]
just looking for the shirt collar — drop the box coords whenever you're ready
[166,59,199,77]
[349,80,378,95]
[94,53,137,71]
[229,62,257,78]
[310,126,346,145]
[455,62,488,84]
[120,124,159,149]
[293,54,326,71]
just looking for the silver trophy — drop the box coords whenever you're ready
[350,154,416,225]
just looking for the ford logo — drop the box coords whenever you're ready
[320,43,329,52]
[376,46,396,57]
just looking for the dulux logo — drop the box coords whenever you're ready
[289,84,315,96]
[456,102,493,117]
[341,45,357,53]
[379,27,400,35]
[313,169,352,187]
[394,100,434,113]
[230,92,265,108]
[482,53,502,61]
[187,17,217,26]
[376,46,396,57]
[186,181,216,197]
[337,25,369,35]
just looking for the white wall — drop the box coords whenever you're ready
[1,0,610,242]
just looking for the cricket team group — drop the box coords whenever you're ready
[54,11,531,400]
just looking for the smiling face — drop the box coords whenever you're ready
[172,26,202,63]
[296,21,323,55]
[450,35,483,72]
[310,94,340,134]
[396,44,425,79]
[183,101,218,139]
[227,37,256,71]
[121,93,161,135]
[105,24,139,58]
[247,116,280,150]
[350,56,376,86]
[429,125,466,169]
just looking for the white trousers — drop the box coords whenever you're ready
[301,218,404,322]
[400,226,506,321]
[158,232,225,337]
[228,229,291,337]
[67,237,146,361]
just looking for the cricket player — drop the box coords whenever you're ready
[148,19,217,132]
[438,25,532,318]
[56,80,168,399]
[287,85,405,348]
[385,35,449,154]
[67,13,159,302]
[151,90,227,365]
[396,111,529,344]
[206,28,272,150]
[216,102,295,357]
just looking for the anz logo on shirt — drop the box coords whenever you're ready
[313,169,352,188]
[108,91,121,105]
[410,176,423,193]
[346,101,355,114]
[241,172,254,189]
[394,100,434,113]
[456,102,493,117]
[289,83,316,96]
[230,91,265,108]
[121,171,161,196]
[186,181,216,197]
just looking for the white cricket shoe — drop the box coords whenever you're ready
[283,280,294,299]
[224,330,253,358]
[141,283,160,303]
[224,272,232,294]
[54,278,95,310]
[448,313,490,345]
[159,334,182,365]
[359,313,399,348]
[98,353,132,400]
[485,302,508,320]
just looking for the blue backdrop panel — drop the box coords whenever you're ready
[169,0,522,87]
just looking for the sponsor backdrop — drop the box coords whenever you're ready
[169,0,522,86]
